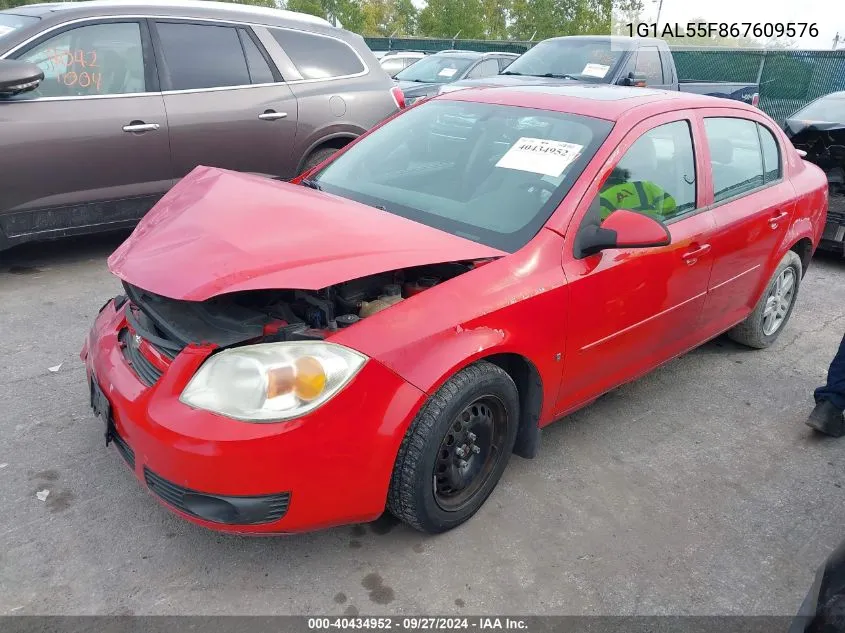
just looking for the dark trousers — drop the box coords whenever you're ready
[815,333,845,411]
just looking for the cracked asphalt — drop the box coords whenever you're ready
[0,232,843,616]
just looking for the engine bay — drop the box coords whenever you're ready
[123,260,486,354]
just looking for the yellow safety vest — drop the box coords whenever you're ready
[599,181,677,221]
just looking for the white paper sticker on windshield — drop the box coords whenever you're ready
[438,67,458,78]
[495,138,584,178]
[0,26,14,37]
[582,63,610,78]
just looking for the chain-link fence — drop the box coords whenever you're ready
[366,37,845,124]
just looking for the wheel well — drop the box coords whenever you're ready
[298,136,356,174]
[790,238,813,277]
[484,353,543,459]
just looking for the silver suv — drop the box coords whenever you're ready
[0,0,402,251]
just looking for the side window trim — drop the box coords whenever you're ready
[701,115,783,210]
[5,17,158,100]
[236,26,283,84]
[756,121,783,183]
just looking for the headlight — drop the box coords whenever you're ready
[180,342,367,422]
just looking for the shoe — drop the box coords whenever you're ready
[807,400,845,437]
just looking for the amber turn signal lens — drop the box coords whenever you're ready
[294,356,326,401]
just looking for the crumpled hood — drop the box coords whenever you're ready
[108,167,505,301]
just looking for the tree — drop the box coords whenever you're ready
[509,0,610,41]
[285,0,364,31]
[481,0,511,40]
[359,0,417,37]
[417,0,486,39]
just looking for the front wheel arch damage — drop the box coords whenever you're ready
[484,353,543,459]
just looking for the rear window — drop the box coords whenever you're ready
[270,28,364,80]
[313,100,613,252]
[0,13,38,41]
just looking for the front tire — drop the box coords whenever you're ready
[387,361,519,534]
[728,250,802,349]
[302,147,339,173]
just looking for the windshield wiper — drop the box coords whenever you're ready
[500,70,524,76]
[301,179,322,191]
[539,73,578,79]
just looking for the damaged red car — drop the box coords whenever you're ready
[82,85,827,534]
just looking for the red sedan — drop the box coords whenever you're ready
[82,85,827,534]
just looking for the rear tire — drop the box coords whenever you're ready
[387,361,519,534]
[302,147,339,173]
[728,250,802,349]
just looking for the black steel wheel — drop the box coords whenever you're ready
[387,361,519,534]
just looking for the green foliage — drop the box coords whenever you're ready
[509,0,611,41]
[417,0,486,39]
[360,0,417,36]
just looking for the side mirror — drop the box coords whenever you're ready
[576,209,671,257]
[618,71,647,88]
[0,60,44,98]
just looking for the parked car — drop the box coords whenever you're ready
[395,50,518,105]
[791,537,845,632]
[379,50,427,78]
[440,36,760,106]
[84,85,826,535]
[784,91,845,255]
[0,0,403,252]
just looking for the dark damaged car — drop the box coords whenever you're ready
[785,91,845,254]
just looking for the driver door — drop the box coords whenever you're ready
[556,112,717,415]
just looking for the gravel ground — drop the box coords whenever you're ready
[0,233,843,616]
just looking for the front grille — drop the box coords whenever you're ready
[119,328,163,387]
[143,468,291,525]
[110,424,135,469]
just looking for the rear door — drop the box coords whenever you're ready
[696,111,795,337]
[0,19,170,242]
[151,19,299,180]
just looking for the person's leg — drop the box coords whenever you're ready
[808,333,845,437]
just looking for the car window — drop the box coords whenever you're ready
[503,39,624,82]
[312,100,613,252]
[635,46,664,85]
[238,28,276,84]
[14,22,145,98]
[466,59,499,79]
[156,22,249,90]
[270,28,364,80]
[497,56,516,72]
[395,55,476,84]
[704,117,766,203]
[758,124,781,183]
[596,120,696,221]
[380,57,405,76]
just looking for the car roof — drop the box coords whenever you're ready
[440,84,760,121]
[9,0,332,27]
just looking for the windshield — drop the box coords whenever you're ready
[395,55,476,84]
[504,39,624,82]
[0,13,38,41]
[793,94,845,124]
[313,100,612,252]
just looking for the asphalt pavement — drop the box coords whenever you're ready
[0,232,843,616]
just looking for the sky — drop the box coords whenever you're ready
[634,0,844,49]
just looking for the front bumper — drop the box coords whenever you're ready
[81,300,426,534]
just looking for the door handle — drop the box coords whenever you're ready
[769,210,789,228]
[681,243,711,265]
[122,122,160,133]
[258,111,288,121]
